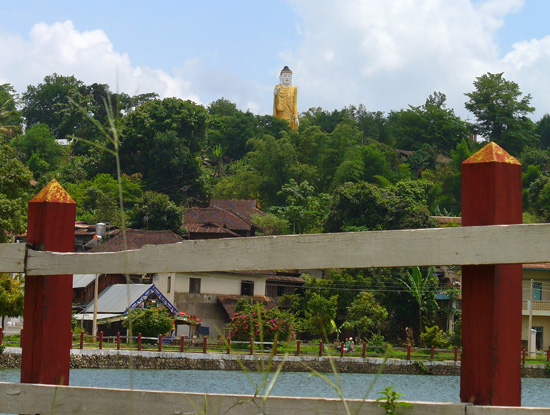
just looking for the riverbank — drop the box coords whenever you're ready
[1,347,549,377]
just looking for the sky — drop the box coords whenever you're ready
[1,0,550,121]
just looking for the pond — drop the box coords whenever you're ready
[0,369,549,408]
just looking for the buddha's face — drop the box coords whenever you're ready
[280,72,292,87]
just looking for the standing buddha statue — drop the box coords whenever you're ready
[273,66,299,129]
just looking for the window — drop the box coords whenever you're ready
[533,282,542,301]
[189,278,201,294]
[241,281,254,296]
[167,276,171,294]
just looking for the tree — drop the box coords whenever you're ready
[465,72,537,154]
[346,291,388,340]
[0,273,24,328]
[123,308,174,338]
[120,98,207,203]
[390,92,469,155]
[304,292,338,339]
[269,179,331,233]
[207,98,256,161]
[398,267,439,338]
[536,114,550,150]
[0,84,22,142]
[0,144,34,242]
[63,173,143,226]
[21,74,92,141]
[129,191,185,234]
[12,123,66,179]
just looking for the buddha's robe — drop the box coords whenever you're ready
[273,84,298,129]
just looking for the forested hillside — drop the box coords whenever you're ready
[1,72,549,343]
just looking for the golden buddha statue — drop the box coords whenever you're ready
[273,66,299,129]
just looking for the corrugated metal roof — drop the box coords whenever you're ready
[523,263,550,271]
[83,284,152,314]
[73,274,96,288]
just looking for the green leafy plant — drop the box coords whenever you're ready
[420,325,449,348]
[123,308,174,339]
[376,386,413,415]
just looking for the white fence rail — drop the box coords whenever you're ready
[2,223,550,414]
[2,223,550,276]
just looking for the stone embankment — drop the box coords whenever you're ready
[1,347,548,377]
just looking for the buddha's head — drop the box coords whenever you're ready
[279,66,293,87]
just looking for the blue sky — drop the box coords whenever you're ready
[1,0,550,120]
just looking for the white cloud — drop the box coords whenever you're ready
[0,21,200,102]
[280,0,549,120]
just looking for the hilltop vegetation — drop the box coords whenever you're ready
[1,72,548,343]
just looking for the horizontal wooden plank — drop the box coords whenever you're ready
[0,381,470,415]
[0,242,26,273]
[20,223,550,276]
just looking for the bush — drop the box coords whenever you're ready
[123,308,174,338]
[420,325,449,348]
[230,299,292,342]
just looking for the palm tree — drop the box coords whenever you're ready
[398,266,439,338]
[0,98,22,139]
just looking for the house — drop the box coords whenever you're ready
[522,263,550,350]
[184,199,264,239]
[74,283,196,337]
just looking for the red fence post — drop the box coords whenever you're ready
[117,332,121,350]
[138,333,142,351]
[407,345,411,361]
[547,348,550,363]
[0,327,3,345]
[21,180,76,386]
[181,336,185,353]
[226,338,230,354]
[362,342,366,358]
[319,340,323,357]
[273,340,278,356]
[80,332,84,350]
[460,143,523,407]
[203,336,207,353]
[99,331,103,349]
[158,335,162,351]
[296,340,301,356]
[340,342,344,358]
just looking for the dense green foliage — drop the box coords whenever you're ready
[0,273,24,328]
[3,71,549,342]
[123,308,174,338]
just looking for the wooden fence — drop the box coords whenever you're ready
[2,223,550,414]
[1,143,549,413]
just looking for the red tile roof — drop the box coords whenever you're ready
[217,295,276,318]
[89,229,183,252]
[209,199,265,219]
[185,207,257,232]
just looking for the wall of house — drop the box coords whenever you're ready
[173,293,228,337]
[174,272,267,296]
[522,269,550,301]
[152,272,177,304]
[521,269,550,350]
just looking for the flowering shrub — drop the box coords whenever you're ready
[230,299,292,342]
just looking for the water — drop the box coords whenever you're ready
[0,369,549,408]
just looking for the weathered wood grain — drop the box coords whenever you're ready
[0,242,25,273]
[18,223,550,276]
[0,381,470,415]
